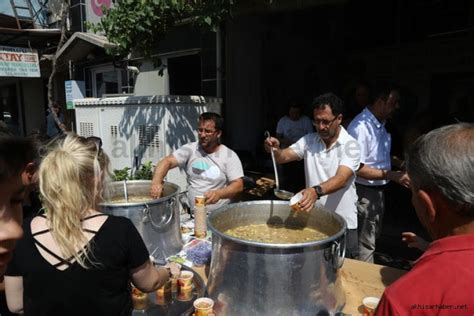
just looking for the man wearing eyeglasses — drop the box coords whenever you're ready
[150,112,244,212]
[347,82,410,263]
[264,93,361,258]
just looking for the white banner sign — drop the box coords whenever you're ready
[65,80,85,110]
[0,45,40,78]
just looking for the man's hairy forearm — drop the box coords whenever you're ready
[319,174,350,195]
[216,178,244,199]
[356,164,387,180]
[152,157,173,184]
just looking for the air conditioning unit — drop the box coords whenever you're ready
[74,95,222,191]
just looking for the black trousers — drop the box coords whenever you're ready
[345,228,359,259]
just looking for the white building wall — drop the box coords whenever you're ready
[133,61,169,96]
[74,95,222,191]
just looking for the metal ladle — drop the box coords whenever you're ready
[265,131,295,200]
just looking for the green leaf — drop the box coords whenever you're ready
[96,0,236,59]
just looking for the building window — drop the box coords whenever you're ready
[89,65,134,97]
[168,54,201,95]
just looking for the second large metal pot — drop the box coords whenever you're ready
[101,180,183,264]
[207,200,346,316]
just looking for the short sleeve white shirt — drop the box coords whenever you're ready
[290,127,361,229]
[173,142,244,212]
[347,107,391,186]
[276,115,314,145]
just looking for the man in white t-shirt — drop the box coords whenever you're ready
[276,102,314,147]
[150,112,244,212]
[265,93,361,258]
[276,101,314,192]
[347,83,410,262]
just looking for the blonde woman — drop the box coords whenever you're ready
[4,134,178,315]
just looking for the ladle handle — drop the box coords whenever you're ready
[265,131,280,189]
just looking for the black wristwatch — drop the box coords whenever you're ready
[312,185,324,199]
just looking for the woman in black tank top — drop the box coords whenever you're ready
[4,134,179,316]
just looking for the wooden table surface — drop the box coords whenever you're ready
[193,258,406,315]
[340,258,406,314]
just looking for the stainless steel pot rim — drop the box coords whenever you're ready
[207,200,347,249]
[100,180,181,207]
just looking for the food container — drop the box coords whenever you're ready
[362,296,380,316]
[156,279,171,296]
[131,287,148,310]
[194,297,214,316]
[178,271,194,288]
[177,285,194,302]
[156,286,172,306]
[195,195,206,207]
[289,192,303,211]
[207,200,346,315]
[101,180,183,263]
[131,265,205,315]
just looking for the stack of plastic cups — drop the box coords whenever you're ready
[194,195,207,238]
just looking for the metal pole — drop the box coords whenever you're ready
[216,26,222,98]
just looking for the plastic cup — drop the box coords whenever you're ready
[195,195,206,207]
[194,297,214,316]
[177,270,194,288]
[131,287,148,310]
[169,263,181,292]
[156,287,172,305]
[176,285,193,301]
[289,192,303,211]
[362,296,380,316]
[156,279,171,295]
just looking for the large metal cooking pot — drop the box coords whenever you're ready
[101,180,183,264]
[207,200,346,316]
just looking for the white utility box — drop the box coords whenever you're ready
[74,95,222,191]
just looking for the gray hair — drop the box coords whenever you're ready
[407,123,474,216]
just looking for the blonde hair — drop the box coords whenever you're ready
[39,133,110,268]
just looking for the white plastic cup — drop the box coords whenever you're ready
[289,192,303,211]
[194,297,214,316]
[177,270,194,288]
[362,296,380,316]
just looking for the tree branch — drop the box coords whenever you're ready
[47,0,70,134]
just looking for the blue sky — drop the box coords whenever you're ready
[0,0,42,16]
[0,0,13,15]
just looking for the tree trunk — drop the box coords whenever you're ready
[46,0,70,134]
